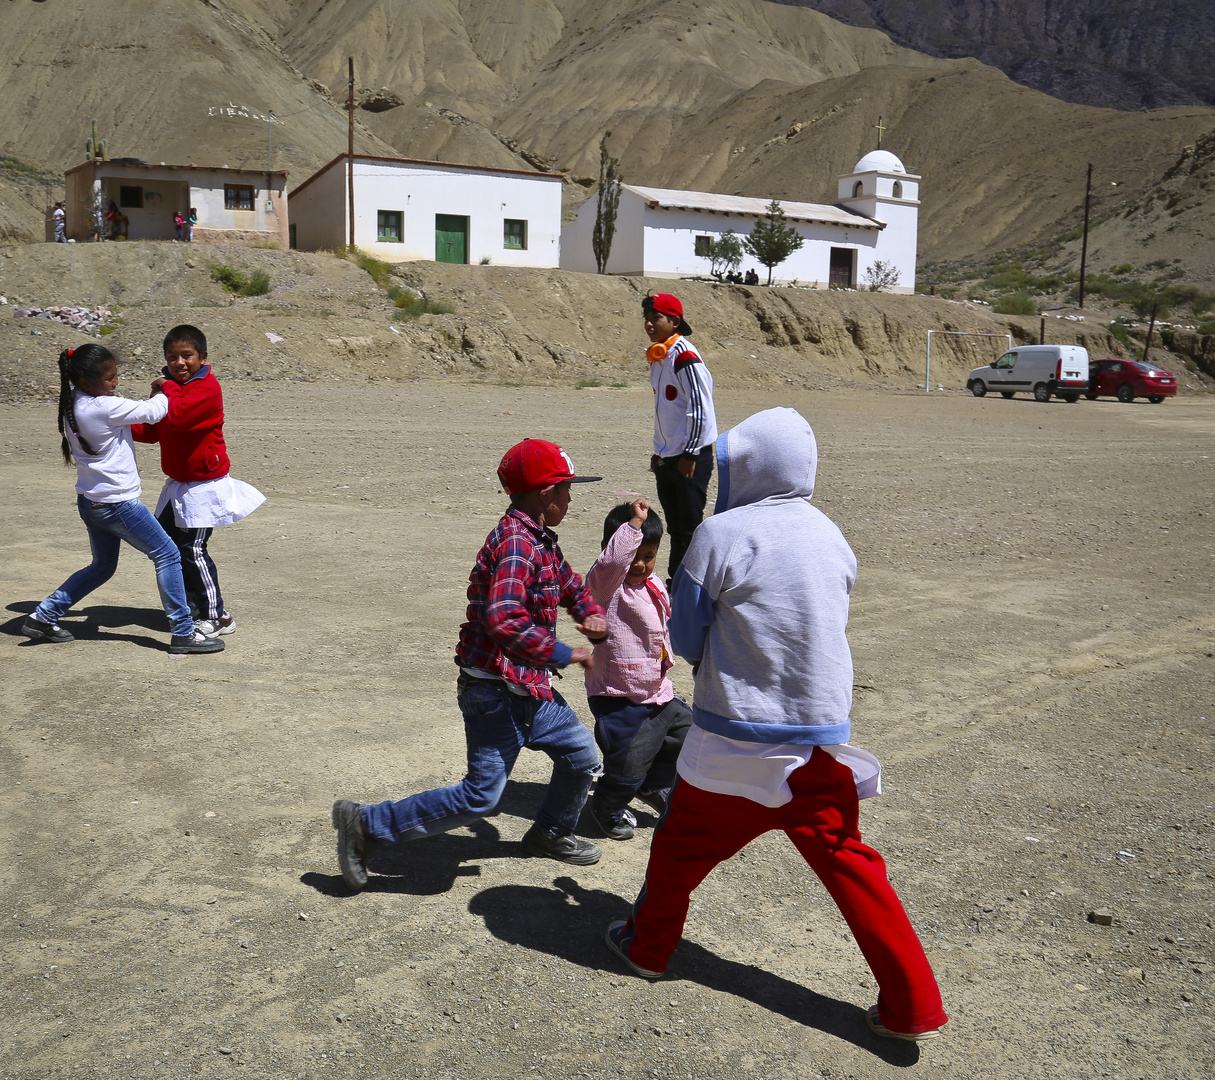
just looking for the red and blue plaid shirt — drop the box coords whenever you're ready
[455,508,604,700]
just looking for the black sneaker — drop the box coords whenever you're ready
[332,800,369,889]
[520,824,601,865]
[168,630,225,654]
[591,805,637,841]
[21,617,74,643]
[605,920,664,979]
[635,787,671,817]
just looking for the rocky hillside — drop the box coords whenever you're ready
[1,1,1213,284]
[1067,130,1215,290]
[3,242,1190,407]
[778,0,1215,110]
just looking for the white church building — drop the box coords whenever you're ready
[560,150,919,292]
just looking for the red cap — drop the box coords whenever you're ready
[497,439,602,496]
[646,293,692,335]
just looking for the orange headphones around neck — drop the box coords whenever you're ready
[646,334,680,363]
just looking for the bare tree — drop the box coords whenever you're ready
[707,229,744,280]
[864,260,901,292]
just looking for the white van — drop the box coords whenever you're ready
[967,345,1090,403]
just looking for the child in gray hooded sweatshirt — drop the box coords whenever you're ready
[604,407,948,1043]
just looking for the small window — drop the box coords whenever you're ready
[852,181,863,198]
[504,219,527,249]
[694,235,712,257]
[378,210,403,242]
[224,184,255,211]
[892,180,903,198]
[119,186,143,209]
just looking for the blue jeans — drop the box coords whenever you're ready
[35,495,193,637]
[363,676,601,842]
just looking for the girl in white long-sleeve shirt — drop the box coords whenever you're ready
[22,345,222,654]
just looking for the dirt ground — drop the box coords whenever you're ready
[1,379,1213,1080]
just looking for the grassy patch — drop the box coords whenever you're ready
[575,377,604,389]
[337,246,455,319]
[336,246,396,288]
[993,292,1037,315]
[1070,274,1215,319]
[211,265,272,297]
[0,155,56,183]
[394,293,453,320]
[1108,322,1133,348]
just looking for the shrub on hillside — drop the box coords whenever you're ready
[993,292,1037,315]
[211,265,272,297]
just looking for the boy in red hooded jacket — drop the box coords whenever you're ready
[133,324,264,637]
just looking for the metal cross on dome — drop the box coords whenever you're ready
[874,116,886,148]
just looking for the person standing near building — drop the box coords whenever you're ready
[51,202,67,243]
[642,293,717,584]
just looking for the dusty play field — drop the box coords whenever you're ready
[1,379,1213,1080]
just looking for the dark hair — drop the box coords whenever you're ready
[57,344,116,464]
[163,323,207,355]
[602,502,664,547]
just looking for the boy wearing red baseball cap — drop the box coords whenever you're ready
[333,440,609,888]
[642,293,718,583]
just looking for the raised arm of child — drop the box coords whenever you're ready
[585,499,649,605]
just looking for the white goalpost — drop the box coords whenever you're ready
[924,330,1013,393]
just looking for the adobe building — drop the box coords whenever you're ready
[63,160,290,246]
[560,150,920,292]
[287,153,563,267]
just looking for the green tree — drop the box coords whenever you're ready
[592,132,622,275]
[707,229,744,280]
[743,200,804,285]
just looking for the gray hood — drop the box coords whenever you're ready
[714,407,817,513]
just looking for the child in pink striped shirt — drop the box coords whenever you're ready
[584,500,691,840]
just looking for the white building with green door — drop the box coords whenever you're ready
[288,153,563,267]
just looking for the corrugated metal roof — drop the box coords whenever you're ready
[623,184,883,230]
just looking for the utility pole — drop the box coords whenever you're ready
[1078,162,1092,310]
[266,111,275,213]
[348,56,355,248]
[1143,301,1158,365]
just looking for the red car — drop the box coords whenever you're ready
[1087,359,1178,403]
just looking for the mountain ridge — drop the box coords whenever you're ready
[0,0,1212,286]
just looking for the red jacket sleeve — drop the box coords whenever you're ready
[130,421,160,443]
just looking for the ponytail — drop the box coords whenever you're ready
[57,344,114,464]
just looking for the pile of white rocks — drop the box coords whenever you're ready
[10,303,116,335]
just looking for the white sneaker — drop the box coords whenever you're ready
[197,611,236,638]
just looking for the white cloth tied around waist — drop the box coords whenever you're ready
[155,475,265,528]
[676,725,882,808]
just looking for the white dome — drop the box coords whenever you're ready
[852,149,906,174]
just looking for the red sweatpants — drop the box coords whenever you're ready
[621,747,948,1035]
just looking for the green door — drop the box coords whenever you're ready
[435,214,468,264]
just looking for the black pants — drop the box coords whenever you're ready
[588,696,693,816]
[654,447,714,580]
[157,506,224,620]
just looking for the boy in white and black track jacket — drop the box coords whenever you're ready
[642,293,717,583]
